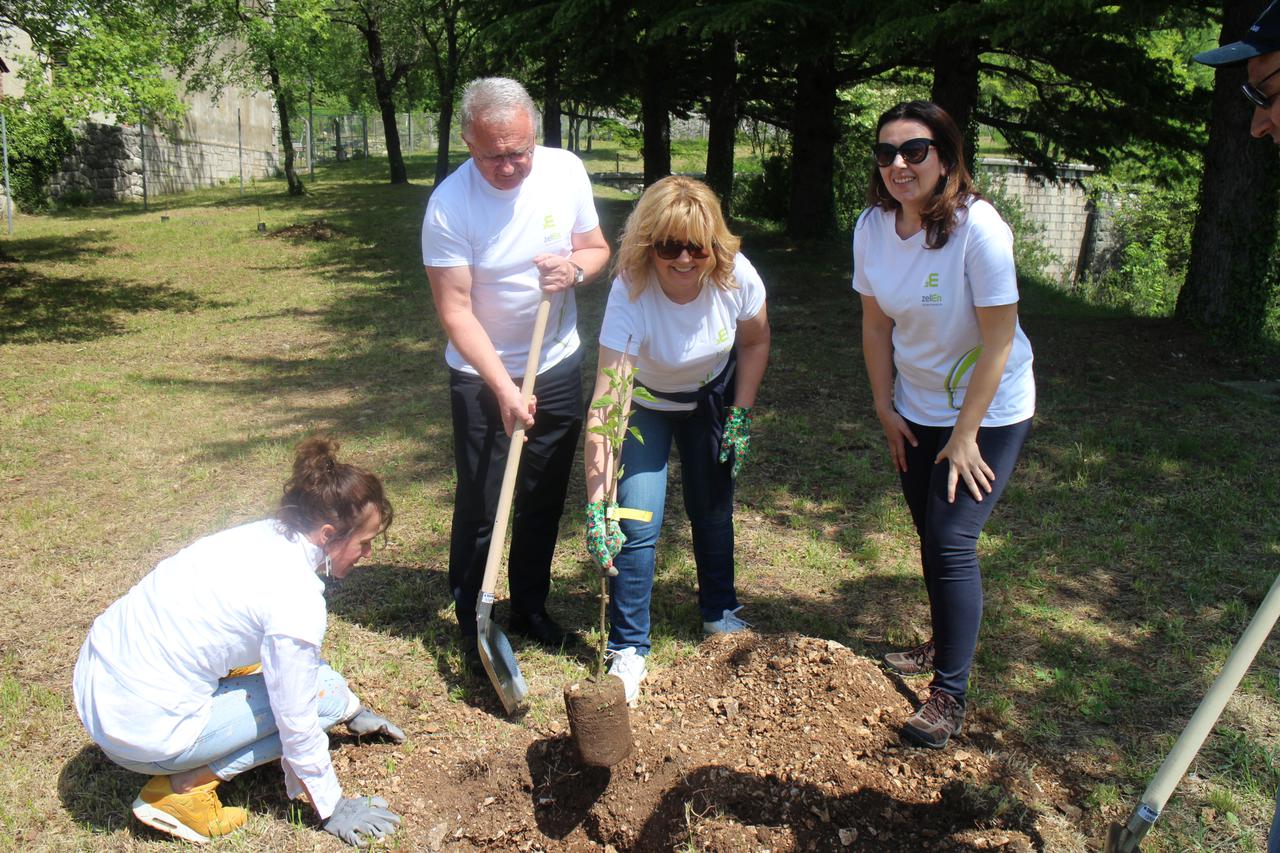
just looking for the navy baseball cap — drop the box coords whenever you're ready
[1196,0,1280,66]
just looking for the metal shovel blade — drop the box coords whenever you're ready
[476,593,529,715]
[1105,819,1144,853]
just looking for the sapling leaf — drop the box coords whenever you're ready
[591,395,616,409]
[628,426,645,444]
[587,425,611,436]
[632,386,658,403]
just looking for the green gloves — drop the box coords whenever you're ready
[718,405,753,477]
[585,499,624,577]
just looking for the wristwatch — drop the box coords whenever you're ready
[571,262,584,287]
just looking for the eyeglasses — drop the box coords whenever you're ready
[1242,64,1280,108]
[474,146,533,167]
[871,138,936,168]
[652,240,710,260]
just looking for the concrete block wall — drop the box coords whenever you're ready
[50,84,279,202]
[977,158,1105,284]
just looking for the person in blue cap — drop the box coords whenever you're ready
[1196,0,1280,142]
[1194,5,1280,849]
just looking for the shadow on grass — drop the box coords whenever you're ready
[0,230,233,344]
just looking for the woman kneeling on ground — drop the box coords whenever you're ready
[584,175,771,704]
[73,437,404,846]
[853,100,1035,749]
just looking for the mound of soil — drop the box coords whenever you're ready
[271,219,345,241]
[338,633,1079,852]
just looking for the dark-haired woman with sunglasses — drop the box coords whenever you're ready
[853,101,1035,749]
[583,175,771,705]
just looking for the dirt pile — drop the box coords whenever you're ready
[271,219,345,241]
[336,632,1082,851]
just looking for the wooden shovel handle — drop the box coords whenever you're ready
[478,294,553,600]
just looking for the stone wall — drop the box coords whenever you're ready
[977,158,1116,284]
[51,85,279,202]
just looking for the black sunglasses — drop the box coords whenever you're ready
[652,240,711,260]
[871,138,936,168]
[1242,64,1280,108]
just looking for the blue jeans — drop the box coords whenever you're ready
[899,416,1032,701]
[608,401,737,655]
[102,665,356,780]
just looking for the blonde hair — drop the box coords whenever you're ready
[614,176,741,300]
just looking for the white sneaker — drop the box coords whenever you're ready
[702,606,752,635]
[605,647,647,704]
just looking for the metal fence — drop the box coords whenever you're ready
[288,111,450,165]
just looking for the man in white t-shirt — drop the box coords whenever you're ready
[421,77,610,666]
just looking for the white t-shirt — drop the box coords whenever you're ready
[852,199,1035,427]
[73,519,347,817]
[421,146,601,376]
[599,253,766,413]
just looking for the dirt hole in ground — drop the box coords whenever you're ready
[351,633,1081,852]
[271,219,345,241]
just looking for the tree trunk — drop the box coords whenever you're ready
[359,23,407,184]
[543,55,562,149]
[705,37,738,216]
[435,93,455,186]
[787,42,837,239]
[1178,0,1280,344]
[266,50,304,196]
[641,43,671,187]
[931,38,981,167]
[433,17,460,187]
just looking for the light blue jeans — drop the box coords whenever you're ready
[103,665,355,780]
[608,401,737,656]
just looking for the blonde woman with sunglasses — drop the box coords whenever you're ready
[854,101,1035,749]
[583,176,771,704]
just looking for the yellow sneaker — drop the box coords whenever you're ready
[131,775,247,843]
[225,663,263,678]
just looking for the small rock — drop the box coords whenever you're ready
[838,827,858,846]
[426,821,449,851]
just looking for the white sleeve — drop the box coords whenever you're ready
[964,202,1018,307]
[851,208,874,296]
[598,279,644,355]
[421,188,472,268]
[261,634,344,819]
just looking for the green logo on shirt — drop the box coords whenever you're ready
[924,272,939,288]
[543,214,562,244]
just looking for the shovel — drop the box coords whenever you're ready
[475,293,552,715]
[1106,571,1280,851]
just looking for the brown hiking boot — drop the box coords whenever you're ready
[883,639,935,676]
[903,689,965,749]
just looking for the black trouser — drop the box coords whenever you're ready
[447,349,584,637]
[899,416,1032,701]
